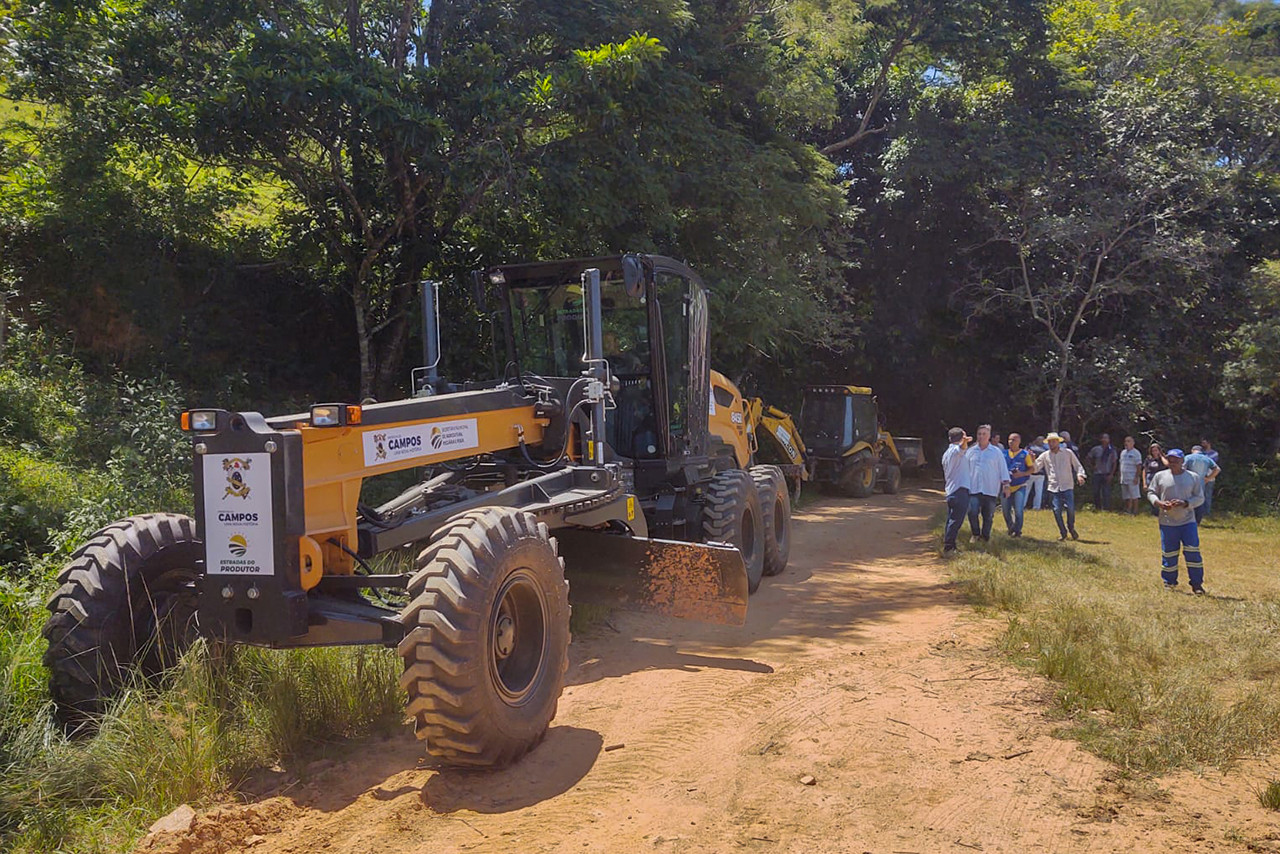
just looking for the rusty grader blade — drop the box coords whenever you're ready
[554,529,749,626]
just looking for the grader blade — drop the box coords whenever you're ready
[555,530,749,626]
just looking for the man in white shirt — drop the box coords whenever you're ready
[964,424,1011,542]
[1033,432,1086,540]
[941,426,972,553]
[1118,435,1143,515]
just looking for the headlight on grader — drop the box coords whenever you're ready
[309,404,362,427]
[183,410,218,432]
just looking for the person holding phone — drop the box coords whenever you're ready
[942,426,973,554]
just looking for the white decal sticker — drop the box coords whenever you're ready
[731,411,743,424]
[363,418,479,467]
[774,424,800,460]
[203,454,275,575]
[709,388,717,416]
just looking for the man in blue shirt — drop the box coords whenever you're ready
[1183,446,1221,523]
[1002,433,1034,537]
[965,424,1012,542]
[941,426,972,554]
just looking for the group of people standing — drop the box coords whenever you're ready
[940,426,1221,593]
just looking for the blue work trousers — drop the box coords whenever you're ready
[1160,522,1204,587]
[1003,486,1028,535]
[968,494,998,541]
[944,488,969,550]
[1049,490,1077,537]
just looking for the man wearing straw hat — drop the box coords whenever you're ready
[1033,432,1086,540]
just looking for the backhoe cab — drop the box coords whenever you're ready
[801,385,904,498]
[42,254,793,769]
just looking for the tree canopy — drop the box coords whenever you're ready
[2,0,1279,451]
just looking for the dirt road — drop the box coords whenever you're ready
[142,490,1280,854]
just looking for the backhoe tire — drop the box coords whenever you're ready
[703,469,766,594]
[750,466,792,577]
[42,514,201,728]
[397,507,570,768]
[883,464,902,495]
[841,463,877,499]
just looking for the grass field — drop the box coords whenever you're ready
[942,503,1280,775]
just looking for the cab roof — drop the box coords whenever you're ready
[482,254,705,290]
[806,385,874,396]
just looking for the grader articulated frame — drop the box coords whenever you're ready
[42,254,793,768]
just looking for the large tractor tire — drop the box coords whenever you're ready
[883,463,903,495]
[841,463,877,499]
[42,514,201,727]
[750,465,792,577]
[703,469,766,594]
[397,507,570,768]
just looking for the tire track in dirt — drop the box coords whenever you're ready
[138,489,1280,854]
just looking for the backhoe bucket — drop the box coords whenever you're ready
[554,530,749,625]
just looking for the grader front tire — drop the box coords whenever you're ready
[42,514,201,727]
[397,508,570,768]
[703,470,766,594]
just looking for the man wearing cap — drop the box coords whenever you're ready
[1033,433,1087,540]
[941,427,973,553]
[1183,445,1221,523]
[1147,449,1207,593]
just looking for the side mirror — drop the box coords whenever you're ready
[622,254,645,299]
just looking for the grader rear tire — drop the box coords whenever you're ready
[750,466,792,577]
[397,508,570,768]
[703,469,766,594]
[42,514,201,728]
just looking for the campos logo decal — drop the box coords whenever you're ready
[363,419,479,466]
[228,534,248,557]
[222,457,252,499]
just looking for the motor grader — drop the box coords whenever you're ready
[41,254,793,768]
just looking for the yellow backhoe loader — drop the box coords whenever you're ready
[41,254,793,768]
[801,384,914,498]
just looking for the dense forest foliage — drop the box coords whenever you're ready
[3,0,1279,436]
[0,1,1278,849]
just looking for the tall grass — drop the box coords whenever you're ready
[0,602,404,853]
[944,508,1280,774]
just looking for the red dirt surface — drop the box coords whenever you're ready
[137,490,1280,854]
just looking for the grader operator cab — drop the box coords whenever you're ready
[41,254,793,769]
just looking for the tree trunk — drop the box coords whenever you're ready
[1051,351,1070,430]
[352,287,375,401]
[374,310,413,400]
[0,286,7,364]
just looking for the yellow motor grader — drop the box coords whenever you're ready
[40,254,794,769]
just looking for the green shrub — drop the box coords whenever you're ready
[0,448,86,567]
